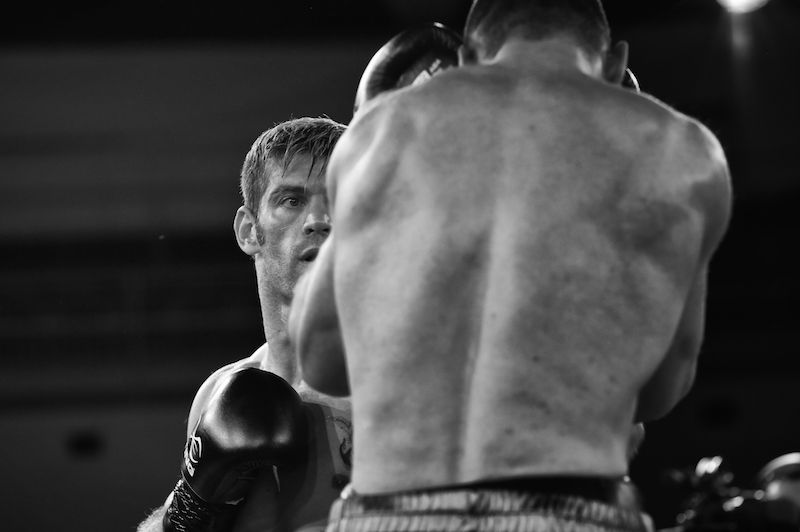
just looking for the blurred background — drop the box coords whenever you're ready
[1,0,798,530]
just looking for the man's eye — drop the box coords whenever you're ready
[281,197,302,207]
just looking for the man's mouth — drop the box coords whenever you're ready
[299,248,319,262]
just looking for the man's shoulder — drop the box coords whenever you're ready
[622,90,722,155]
[639,97,730,189]
[591,88,727,180]
[350,70,466,132]
[617,91,732,256]
[347,91,420,142]
[185,346,271,435]
[199,346,270,392]
[328,91,424,195]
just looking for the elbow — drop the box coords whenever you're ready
[634,357,698,423]
[634,389,682,423]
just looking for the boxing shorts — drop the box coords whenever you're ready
[326,477,654,532]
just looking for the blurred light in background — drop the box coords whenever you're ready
[729,10,753,55]
[716,0,770,14]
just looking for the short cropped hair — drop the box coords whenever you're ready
[464,0,611,59]
[239,116,346,214]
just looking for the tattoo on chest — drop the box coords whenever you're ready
[331,416,353,470]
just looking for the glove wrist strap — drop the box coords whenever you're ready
[163,478,239,532]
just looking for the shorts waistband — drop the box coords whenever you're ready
[454,476,626,504]
[329,479,650,532]
[342,476,628,505]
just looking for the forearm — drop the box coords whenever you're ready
[137,499,168,532]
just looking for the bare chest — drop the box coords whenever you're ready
[276,396,353,528]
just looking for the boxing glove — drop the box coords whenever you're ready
[164,368,308,532]
[353,22,463,114]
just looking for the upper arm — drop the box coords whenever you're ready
[288,103,407,397]
[289,236,349,396]
[692,120,732,261]
[634,120,732,422]
[635,265,707,422]
[186,371,223,437]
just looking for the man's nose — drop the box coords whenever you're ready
[303,211,331,236]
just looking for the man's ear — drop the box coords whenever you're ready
[234,206,260,256]
[603,40,629,85]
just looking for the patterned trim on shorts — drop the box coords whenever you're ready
[326,484,652,532]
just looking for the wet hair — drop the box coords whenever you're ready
[464,0,611,59]
[239,116,346,214]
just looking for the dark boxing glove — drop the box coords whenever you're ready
[353,22,463,114]
[164,368,308,532]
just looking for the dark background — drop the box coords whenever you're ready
[1,1,798,530]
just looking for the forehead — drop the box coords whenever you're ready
[268,152,327,191]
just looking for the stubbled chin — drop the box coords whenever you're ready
[293,260,314,281]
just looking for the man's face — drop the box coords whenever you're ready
[254,153,330,303]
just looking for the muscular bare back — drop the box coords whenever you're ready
[311,50,731,494]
